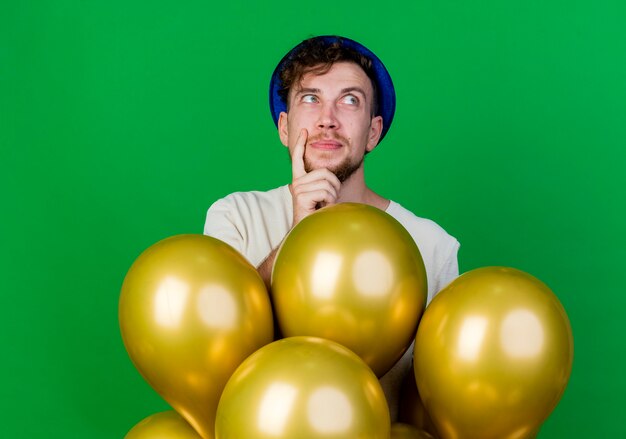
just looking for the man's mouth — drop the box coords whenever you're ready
[309,139,343,150]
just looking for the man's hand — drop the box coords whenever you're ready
[289,129,341,226]
[258,129,341,290]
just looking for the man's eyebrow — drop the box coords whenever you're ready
[295,87,320,96]
[341,87,368,100]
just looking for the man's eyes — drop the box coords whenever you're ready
[341,94,359,105]
[300,94,359,105]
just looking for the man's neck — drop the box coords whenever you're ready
[336,168,390,211]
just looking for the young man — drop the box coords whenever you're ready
[204,35,459,420]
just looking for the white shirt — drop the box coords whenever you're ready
[204,184,460,420]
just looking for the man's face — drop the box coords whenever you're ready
[278,62,383,182]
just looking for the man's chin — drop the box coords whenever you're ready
[304,158,342,174]
[305,158,363,183]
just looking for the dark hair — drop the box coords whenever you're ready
[277,36,379,116]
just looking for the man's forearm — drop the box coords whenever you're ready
[257,247,279,291]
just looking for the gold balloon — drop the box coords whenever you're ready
[391,423,436,439]
[272,203,427,376]
[119,235,274,439]
[125,411,202,439]
[398,368,439,437]
[413,267,573,439]
[215,336,390,439]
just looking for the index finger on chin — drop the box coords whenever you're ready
[291,128,308,179]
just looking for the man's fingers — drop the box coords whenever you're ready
[292,178,339,201]
[296,189,338,212]
[289,129,344,225]
[291,128,308,179]
[302,168,341,194]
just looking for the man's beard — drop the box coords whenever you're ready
[304,154,364,183]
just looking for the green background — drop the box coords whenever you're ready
[2,0,624,437]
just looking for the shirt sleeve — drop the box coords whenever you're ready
[432,237,461,296]
[203,196,246,257]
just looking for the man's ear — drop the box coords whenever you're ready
[366,115,384,152]
[278,112,289,147]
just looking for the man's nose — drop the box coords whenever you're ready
[317,103,339,129]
